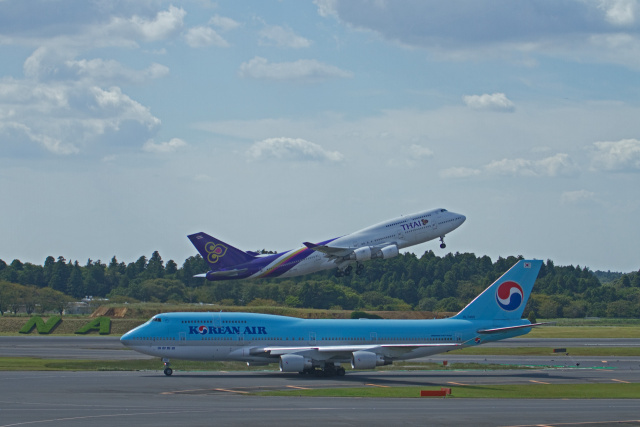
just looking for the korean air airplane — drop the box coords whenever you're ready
[121,260,543,376]
[188,208,466,280]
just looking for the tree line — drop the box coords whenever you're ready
[1,251,639,318]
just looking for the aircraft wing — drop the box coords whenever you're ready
[303,242,355,258]
[261,342,462,357]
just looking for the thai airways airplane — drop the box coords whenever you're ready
[121,259,543,376]
[188,208,466,280]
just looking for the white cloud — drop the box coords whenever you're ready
[210,15,241,32]
[65,59,169,84]
[590,138,640,171]
[463,93,515,112]
[561,189,597,204]
[184,26,229,48]
[485,153,577,177]
[408,144,433,158]
[259,25,311,48]
[440,167,481,179]
[246,137,344,162]
[0,79,161,156]
[238,56,353,82]
[599,0,637,26]
[105,5,186,43]
[319,1,640,67]
[143,138,187,153]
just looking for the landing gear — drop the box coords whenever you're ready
[163,358,173,376]
[335,265,353,277]
[299,363,345,377]
[439,236,446,249]
[356,263,365,275]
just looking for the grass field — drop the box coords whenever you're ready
[258,383,640,399]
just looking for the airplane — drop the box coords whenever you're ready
[120,259,543,377]
[188,207,466,280]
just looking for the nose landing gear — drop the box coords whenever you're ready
[163,358,173,376]
[439,236,447,249]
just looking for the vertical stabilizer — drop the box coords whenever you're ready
[452,260,542,321]
[187,233,255,270]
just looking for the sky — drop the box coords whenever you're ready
[1,0,639,273]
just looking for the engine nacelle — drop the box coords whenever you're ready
[350,246,372,261]
[279,354,312,372]
[374,244,399,260]
[351,351,387,370]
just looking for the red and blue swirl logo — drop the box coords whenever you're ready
[197,325,208,334]
[495,281,523,311]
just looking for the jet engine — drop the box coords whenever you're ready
[279,354,312,372]
[349,246,372,261]
[350,351,388,370]
[374,244,399,260]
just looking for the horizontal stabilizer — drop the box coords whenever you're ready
[477,322,548,334]
[206,269,248,278]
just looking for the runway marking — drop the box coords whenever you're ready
[447,381,468,386]
[161,387,249,395]
[528,380,550,385]
[286,385,311,390]
[505,420,640,427]
[365,383,390,388]
[611,378,630,383]
[214,388,249,394]
[0,410,211,427]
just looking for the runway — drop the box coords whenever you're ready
[0,370,639,427]
[1,336,639,426]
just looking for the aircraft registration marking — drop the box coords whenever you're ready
[528,380,550,385]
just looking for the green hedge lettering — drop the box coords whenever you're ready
[19,316,62,334]
[75,317,111,335]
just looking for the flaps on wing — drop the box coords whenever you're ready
[303,242,354,258]
[477,322,548,334]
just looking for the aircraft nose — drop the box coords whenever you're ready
[459,214,466,223]
[120,331,133,347]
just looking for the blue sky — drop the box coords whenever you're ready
[1,0,639,272]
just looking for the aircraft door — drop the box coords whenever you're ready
[179,332,186,341]
[370,332,377,343]
[309,332,316,345]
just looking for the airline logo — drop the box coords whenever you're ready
[401,219,428,231]
[189,325,267,335]
[205,242,227,264]
[495,281,524,311]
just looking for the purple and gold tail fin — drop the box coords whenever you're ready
[187,232,255,270]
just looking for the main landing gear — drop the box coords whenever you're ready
[439,236,447,249]
[163,358,173,376]
[335,263,365,278]
[300,363,346,377]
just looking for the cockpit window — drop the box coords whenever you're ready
[440,209,447,212]
[152,317,162,322]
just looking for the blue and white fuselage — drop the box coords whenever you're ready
[188,208,466,281]
[121,260,543,376]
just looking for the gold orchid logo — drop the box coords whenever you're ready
[205,242,227,264]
